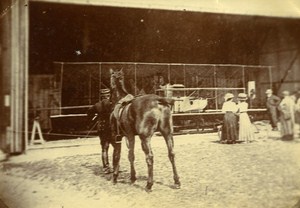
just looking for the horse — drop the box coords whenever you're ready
[109,68,181,192]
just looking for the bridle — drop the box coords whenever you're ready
[110,69,124,89]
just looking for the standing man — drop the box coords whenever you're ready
[265,89,281,131]
[278,90,295,140]
[292,88,300,139]
[87,89,113,174]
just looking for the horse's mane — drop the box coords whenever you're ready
[157,97,175,106]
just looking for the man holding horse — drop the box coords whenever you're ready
[87,88,115,174]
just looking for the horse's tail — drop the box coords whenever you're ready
[157,97,175,107]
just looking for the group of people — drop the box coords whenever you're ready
[266,88,300,140]
[220,88,300,144]
[220,92,255,144]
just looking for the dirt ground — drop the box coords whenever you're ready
[1,123,300,208]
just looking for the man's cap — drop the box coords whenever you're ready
[100,89,110,95]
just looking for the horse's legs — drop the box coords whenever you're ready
[140,136,154,192]
[160,129,181,188]
[110,117,122,184]
[111,141,121,184]
[100,136,110,173]
[127,136,136,183]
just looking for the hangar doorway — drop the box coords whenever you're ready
[2,0,298,153]
[28,1,275,142]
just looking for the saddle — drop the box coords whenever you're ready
[113,94,135,142]
[113,94,135,121]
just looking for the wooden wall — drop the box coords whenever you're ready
[29,75,61,130]
[0,0,29,153]
[259,22,300,96]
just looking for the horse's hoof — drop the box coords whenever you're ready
[112,174,118,185]
[145,183,153,192]
[173,184,181,189]
[145,187,152,193]
[130,177,137,184]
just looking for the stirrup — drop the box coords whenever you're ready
[115,135,123,143]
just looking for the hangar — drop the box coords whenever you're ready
[1,0,300,153]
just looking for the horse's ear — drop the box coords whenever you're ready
[109,68,114,74]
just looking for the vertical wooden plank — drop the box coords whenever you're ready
[19,0,28,153]
[60,63,64,114]
[213,65,218,110]
[17,0,22,152]
[183,64,186,96]
[88,70,91,104]
[242,66,245,93]
[0,0,12,153]
[23,0,29,152]
[134,63,137,95]
[99,63,101,99]
[18,0,23,152]
[10,0,18,153]
[8,0,28,153]
[269,66,273,90]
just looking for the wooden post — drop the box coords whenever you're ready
[168,64,171,83]
[88,69,92,104]
[4,0,29,153]
[24,0,29,153]
[213,65,218,110]
[242,66,246,93]
[59,63,64,114]
[134,63,137,95]
[99,63,101,99]
[183,64,186,96]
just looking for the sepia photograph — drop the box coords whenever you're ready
[1,0,300,207]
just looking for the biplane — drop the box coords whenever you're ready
[46,62,271,137]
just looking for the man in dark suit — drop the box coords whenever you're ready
[265,89,281,131]
[87,89,113,174]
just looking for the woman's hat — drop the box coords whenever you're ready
[100,89,110,95]
[224,93,234,101]
[238,93,248,100]
[265,89,272,94]
[282,90,290,96]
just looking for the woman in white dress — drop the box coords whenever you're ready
[237,93,255,143]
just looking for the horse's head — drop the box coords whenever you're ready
[110,68,125,90]
[109,68,129,103]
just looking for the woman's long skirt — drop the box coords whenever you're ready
[279,113,294,140]
[239,112,255,142]
[221,112,238,144]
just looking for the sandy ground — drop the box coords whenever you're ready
[0,123,300,208]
